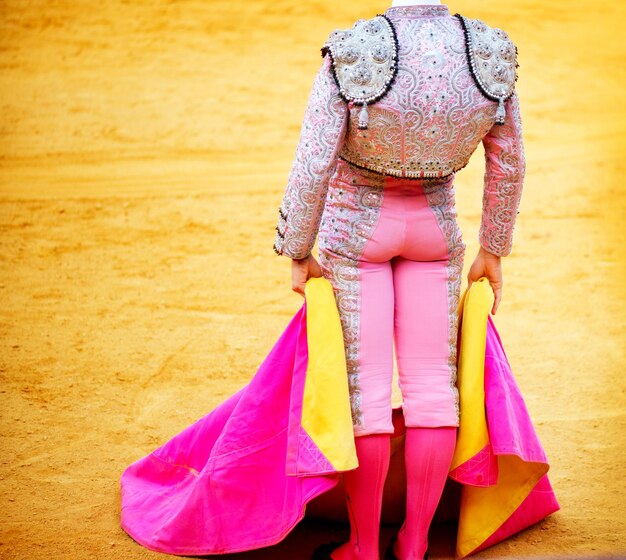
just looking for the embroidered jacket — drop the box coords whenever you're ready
[273,4,525,259]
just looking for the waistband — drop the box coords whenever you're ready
[333,157,455,190]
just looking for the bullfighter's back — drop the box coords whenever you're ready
[273,3,525,260]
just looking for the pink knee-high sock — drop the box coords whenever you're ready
[395,427,457,560]
[332,433,391,560]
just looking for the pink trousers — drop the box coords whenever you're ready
[318,158,466,436]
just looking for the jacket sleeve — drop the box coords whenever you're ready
[273,54,348,259]
[479,90,526,257]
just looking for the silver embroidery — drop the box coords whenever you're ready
[339,10,517,179]
[422,180,466,424]
[273,55,348,259]
[317,160,385,427]
[454,14,518,124]
[322,15,397,106]
[479,91,525,257]
[321,15,398,130]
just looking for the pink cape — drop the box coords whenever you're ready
[120,277,559,557]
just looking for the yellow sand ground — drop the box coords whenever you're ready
[1,0,624,558]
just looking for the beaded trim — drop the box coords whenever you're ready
[454,13,518,125]
[337,153,472,182]
[273,204,288,255]
[321,14,399,129]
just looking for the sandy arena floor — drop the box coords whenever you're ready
[1,0,625,558]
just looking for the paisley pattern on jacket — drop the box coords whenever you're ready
[273,4,525,259]
[340,8,506,180]
[273,55,348,260]
[479,91,525,257]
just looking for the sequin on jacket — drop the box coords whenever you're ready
[273,4,525,259]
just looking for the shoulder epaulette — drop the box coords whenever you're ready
[321,14,399,130]
[454,14,519,125]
